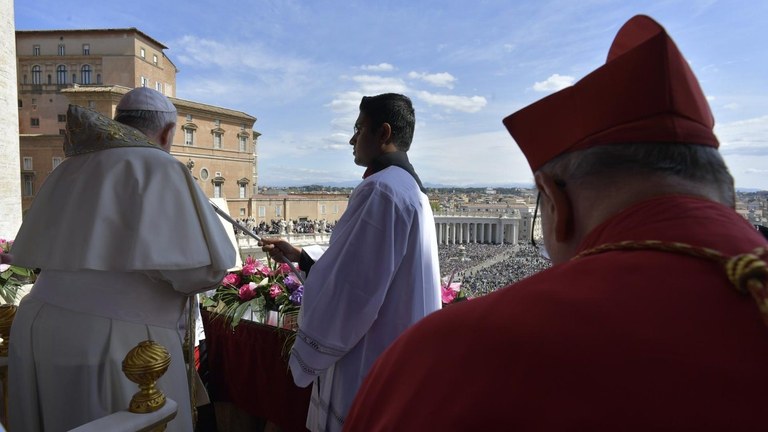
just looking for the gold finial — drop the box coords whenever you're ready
[0,305,18,357]
[122,340,172,415]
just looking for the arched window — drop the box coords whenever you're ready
[31,65,41,85]
[56,65,67,84]
[80,65,91,84]
[182,122,198,146]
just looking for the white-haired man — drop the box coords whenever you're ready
[9,87,235,431]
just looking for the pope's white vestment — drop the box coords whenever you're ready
[290,163,442,432]
[8,105,235,432]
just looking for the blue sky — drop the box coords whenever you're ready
[14,0,768,189]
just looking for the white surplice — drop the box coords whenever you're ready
[289,165,442,432]
[9,144,235,432]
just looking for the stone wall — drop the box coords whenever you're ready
[0,0,21,240]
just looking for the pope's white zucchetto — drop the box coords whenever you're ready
[116,87,177,113]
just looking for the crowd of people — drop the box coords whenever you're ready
[439,243,551,297]
[233,217,337,236]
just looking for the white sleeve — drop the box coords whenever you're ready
[303,244,327,262]
[152,266,228,295]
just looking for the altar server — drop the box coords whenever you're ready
[345,15,768,431]
[261,93,441,432]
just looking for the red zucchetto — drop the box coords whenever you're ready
[503,15,718,172]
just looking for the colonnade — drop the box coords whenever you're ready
[434,215,521,245]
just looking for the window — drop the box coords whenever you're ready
[275,206,282,217]
[140,47,145,58]
[214,119,221,127]
[59,129,66,135]
[184,129,195,146]
[23,157,33,170]
[30,118,40,128]
[31,65,41,85]
[88,100,96,108]
[320,205,326,215]
[155,82,162,92]
[56,65,67,84]
[213,183,222,198]
[52,157,62,170]
[72,73,76,84]
[239,184,246,198]
[82,44,90,55]
[57,114,66,122]
[186,114,193,121]
[239,135,247,152]
[153,54,158,65]
[239,208,246,217]
[333,204,339,214]
[258,206,266,217]
[80,65,91,84]
[23,174,34,197]
[200,168,209,180]
[213,132,222,149]
[58,44,65,56]
[140,76,148,87]
[33,45,40,56]
[96,73,101,84]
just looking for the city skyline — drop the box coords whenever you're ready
[14,0,768,190]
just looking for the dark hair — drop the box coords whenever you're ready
[538,142,735,206]
[359,93,415,151]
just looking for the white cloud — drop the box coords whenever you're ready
[361,63,395,72]
[533,73,575,92]
[327,91,365,113]
[706,95,716,101]
[408,71,457,89]
[724,103,740,110]
[351,75,409,94]
[415,91,487,113]
[716,115,768,155]
[412,130,532,187]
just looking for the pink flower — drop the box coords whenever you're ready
[241,256,258,276]
[222,273,240,286]
[441,282,461,304]
[238,282,258,301]
[273,262,291,275]
[268,284,282,299]
[255,261,271,276]
[441,285,458,304]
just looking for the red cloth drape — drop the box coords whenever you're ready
[202,310,311,432]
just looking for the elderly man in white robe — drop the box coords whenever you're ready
[260,93,442,432]
[8,87,235,432]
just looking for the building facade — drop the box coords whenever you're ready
[0,0,21,239]
[16,29,259,217]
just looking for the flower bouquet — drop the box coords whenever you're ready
[0,239,36,304]
[202,256,304,330]
[441,270,468,307]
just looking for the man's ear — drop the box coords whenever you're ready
[378,122,392,146]
[159,123,176,151]
[534,171,574,242]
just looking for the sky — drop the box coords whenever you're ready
[13,0,768,189]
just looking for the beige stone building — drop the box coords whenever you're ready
[249,194,350,224]
[16,28,260,217]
